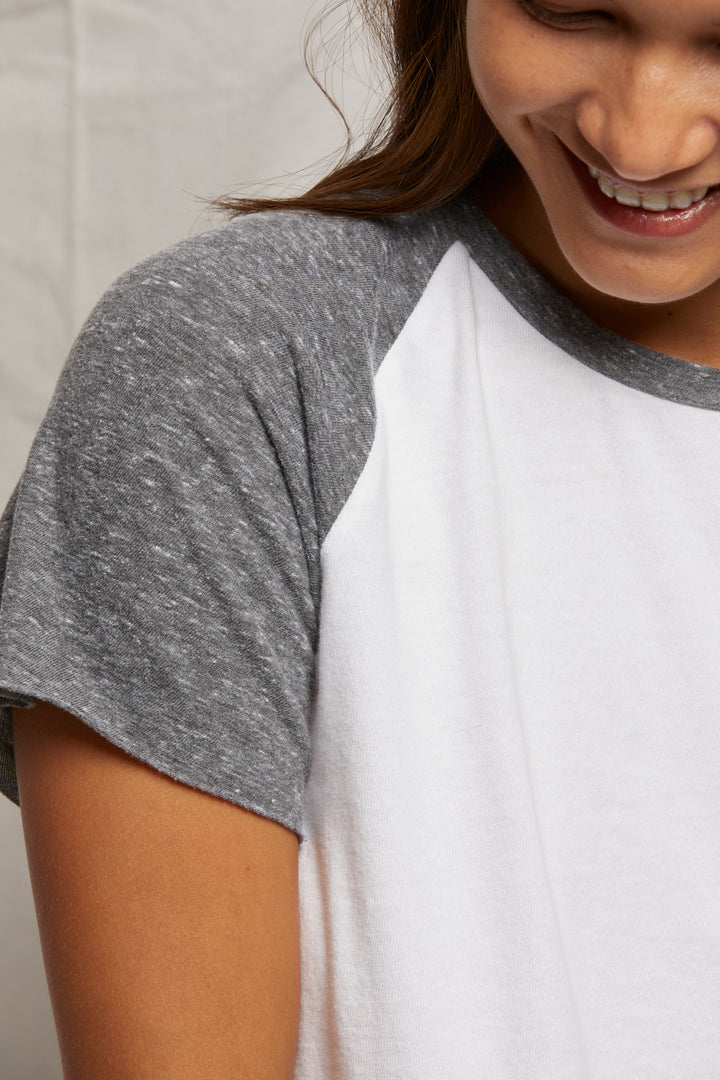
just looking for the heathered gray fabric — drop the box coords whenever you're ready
[0,201,483,832]
[469,220,720,410]
[2,198,720,833]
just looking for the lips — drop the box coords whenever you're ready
[562,144,720,239]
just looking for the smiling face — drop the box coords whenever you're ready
[466,0,720,324]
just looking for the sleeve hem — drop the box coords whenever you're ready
[0,680,305,839]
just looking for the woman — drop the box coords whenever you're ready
[3,0,720,1076]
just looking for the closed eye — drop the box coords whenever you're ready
[516,0,613,29]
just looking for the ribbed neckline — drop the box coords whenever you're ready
[451,198,720,411]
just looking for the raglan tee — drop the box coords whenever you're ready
[3,199,720,1078]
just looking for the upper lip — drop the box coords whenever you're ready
[566,144,714,195]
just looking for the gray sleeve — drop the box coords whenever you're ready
[0,233,323,835]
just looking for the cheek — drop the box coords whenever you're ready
[465,4,582,135]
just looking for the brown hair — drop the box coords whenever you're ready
[214,0,506,219]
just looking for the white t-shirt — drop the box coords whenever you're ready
[2,200,720,1076]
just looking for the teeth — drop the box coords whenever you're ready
[598,175,615,199]
[587,164,711,212]
[640,191,670,211]
[615,186,641,207]
[669,190,694,210]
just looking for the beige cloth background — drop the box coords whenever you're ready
[0,2,378,1074]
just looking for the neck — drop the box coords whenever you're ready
[475,160,720,370]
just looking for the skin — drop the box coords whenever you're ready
[14,704,300,1079]
[467,0,720,365]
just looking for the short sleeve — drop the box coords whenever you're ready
[0,228,322,835]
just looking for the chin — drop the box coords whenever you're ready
[578,274,696,306]
[559,241,714,308]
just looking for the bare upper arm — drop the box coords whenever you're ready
[13,702,300,1080]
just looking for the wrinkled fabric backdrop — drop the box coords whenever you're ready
[0,2,379,1073]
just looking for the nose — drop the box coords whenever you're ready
[575,46,718,183]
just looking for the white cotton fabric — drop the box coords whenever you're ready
[298,244,720,1077]
[3,198,720,1076]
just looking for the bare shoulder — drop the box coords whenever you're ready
[13,702,300,1080]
